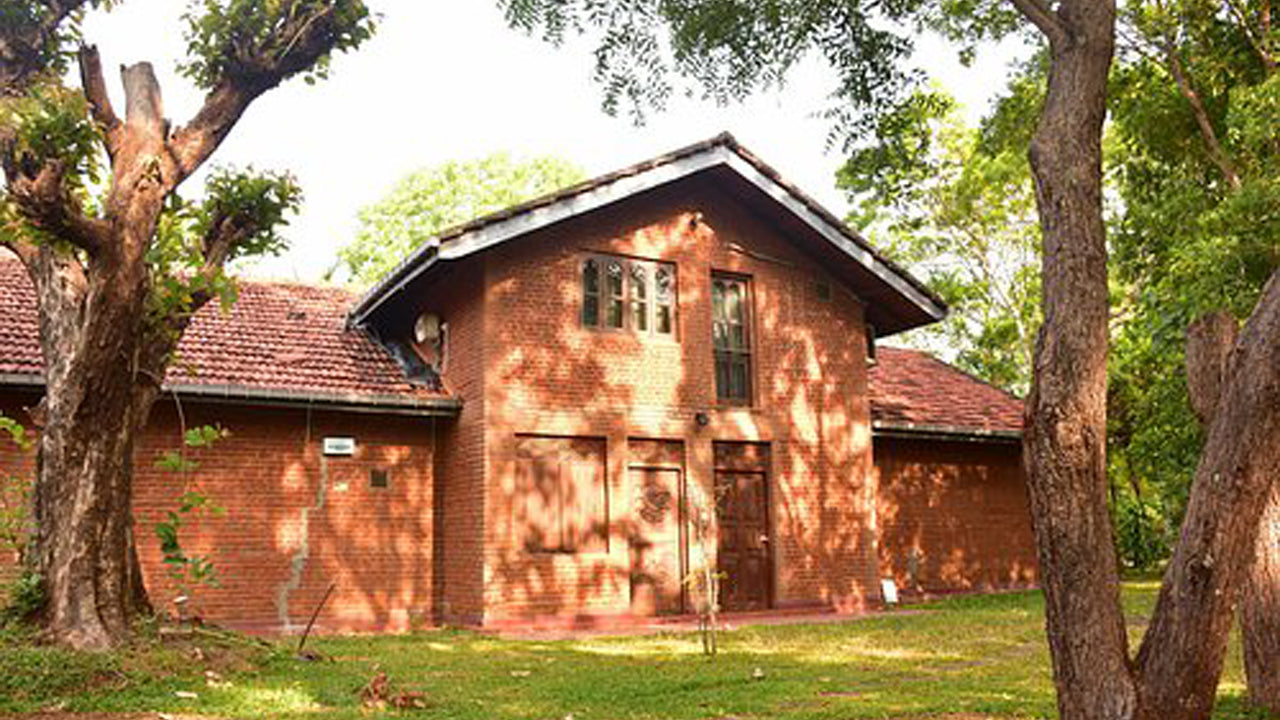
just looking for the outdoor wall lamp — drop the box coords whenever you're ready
[695,412,710,427]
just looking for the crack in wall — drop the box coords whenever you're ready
[276,453,329,632]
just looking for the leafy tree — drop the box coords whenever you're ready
[499,1,1278,718]
[338,153,584,286]
[1106,0,1278,707]
[0,0,374,650]
[839,86,1041,395]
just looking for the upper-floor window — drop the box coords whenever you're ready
[581,254,676,337]
[712,274,752,404]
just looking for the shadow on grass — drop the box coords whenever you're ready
[0,587,1271,720]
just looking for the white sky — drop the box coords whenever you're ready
[81,1,1026,282]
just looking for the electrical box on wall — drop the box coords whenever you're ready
[322,437,356,456]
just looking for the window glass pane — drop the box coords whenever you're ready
[607,261,624,328]
[608,298,624,328]
[715,354,731,400]
[630,264,647,299]
[608,261,623,296]
[731,357,749,400]
[656,305,672,334]
[631,263,648,331]
[712,280,725,321]
[583,259,599,293]
[656,266,673,301]
[582,296,599,326]
[726,283,742,323]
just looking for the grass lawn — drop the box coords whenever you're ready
[0,581,1270,719]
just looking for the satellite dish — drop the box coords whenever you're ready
[414,313,440,343]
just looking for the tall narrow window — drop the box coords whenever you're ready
[606,260,625,329]
[630,263,649,332]
[655,266,674,335]
[581,259,600,327]
[712,275,752,403]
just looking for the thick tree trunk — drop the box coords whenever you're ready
[1145,289,1280,719]
[1243,483,1279,712]
[1020,2,1131,718]
[27,249,155,650]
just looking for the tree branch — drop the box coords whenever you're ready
[1166,48,1244,190]
[8,160,108,256]
[1222,0,1275,71]
[168,4,343,183]
[1185,311,1238,425]
[77,44,121,156]
[1008,0,1068,46]
[0,0,94,95]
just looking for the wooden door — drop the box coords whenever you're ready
[716,469,770,610]
[629,466,685,615]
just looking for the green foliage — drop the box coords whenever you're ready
[145,167,302,357]
[0,83,102,191]
[2,570,45,626]
[153,425,229,598]
[840,85,1041,394]
[1113,494,1169,571]
[1105,0,1277,542]
[179,0,376,89]
[501,0,951,143]
[0,414,33,563]
[337,153,585,286]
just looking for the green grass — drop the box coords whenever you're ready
[0,583,1271,719]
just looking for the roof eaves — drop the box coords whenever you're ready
[871,420,1023,443]
[0,373,461,418]
[349,132,946,329]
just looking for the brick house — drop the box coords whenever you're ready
[0,134,1035,632]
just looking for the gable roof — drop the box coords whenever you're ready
[0,255,458,416]
[868,346,1024,440]
[348,132,946,336]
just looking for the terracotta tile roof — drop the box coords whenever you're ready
[0,254,449,406]
[4,255,1018,436]
[869,346,1024,436]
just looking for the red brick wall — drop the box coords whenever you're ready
[874,436,1038,596]
[476,177,878,623]
[415,260,488,625]
[0,394,436,633]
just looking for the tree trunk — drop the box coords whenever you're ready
[1141,287,1280,719]
[1186,304,1280,714]
[26,246,155,650]
[1243,483,1279,712]
[1020,1,1132,718]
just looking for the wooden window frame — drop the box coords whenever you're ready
[580,253,677,339]
[712,273,754,405]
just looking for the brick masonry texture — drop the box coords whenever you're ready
[0,157,1035,631]
[876,437,1038,595]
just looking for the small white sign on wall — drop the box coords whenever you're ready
[322,437,356,456]
[881,578,900,606]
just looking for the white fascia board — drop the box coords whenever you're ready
[718,153,945,321]
[437,149,730,261]
[356,144,943,324]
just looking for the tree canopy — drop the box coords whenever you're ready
[337,152,585,286]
